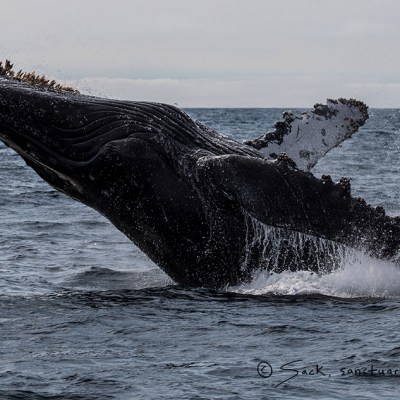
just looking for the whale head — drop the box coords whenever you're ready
[0,71,260,287]
[0,79,139,206]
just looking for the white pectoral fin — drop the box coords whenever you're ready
[244,98,369,171]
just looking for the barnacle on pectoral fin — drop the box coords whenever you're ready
[0,59,79,94]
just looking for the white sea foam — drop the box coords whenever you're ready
[232,250,400,299]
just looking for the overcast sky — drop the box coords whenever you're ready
[3,0,400,107]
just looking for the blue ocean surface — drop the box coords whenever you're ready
[0,108,399,399]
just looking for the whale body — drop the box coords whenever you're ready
[0,62,399,288]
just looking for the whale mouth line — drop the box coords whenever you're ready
[0,126,86,194]
[0,121,81,167]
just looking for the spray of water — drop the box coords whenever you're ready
[233,216,400,298]
[232,249,400,298]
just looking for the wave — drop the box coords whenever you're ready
[63,266,173,291]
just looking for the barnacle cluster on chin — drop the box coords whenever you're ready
[0,60,79,93]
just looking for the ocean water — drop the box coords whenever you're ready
[0,108,399,399]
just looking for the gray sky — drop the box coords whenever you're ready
[3,0,400,107]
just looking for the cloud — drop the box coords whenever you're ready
[75,74,398,108]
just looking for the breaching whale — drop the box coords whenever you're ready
[0,60,399,288]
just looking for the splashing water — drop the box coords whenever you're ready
[241,215,346,274]
[234,211,400,298]
[232,249,400,298]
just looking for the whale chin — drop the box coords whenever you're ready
[0,61,399,288]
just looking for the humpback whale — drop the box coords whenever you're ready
[0,61,399,288]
